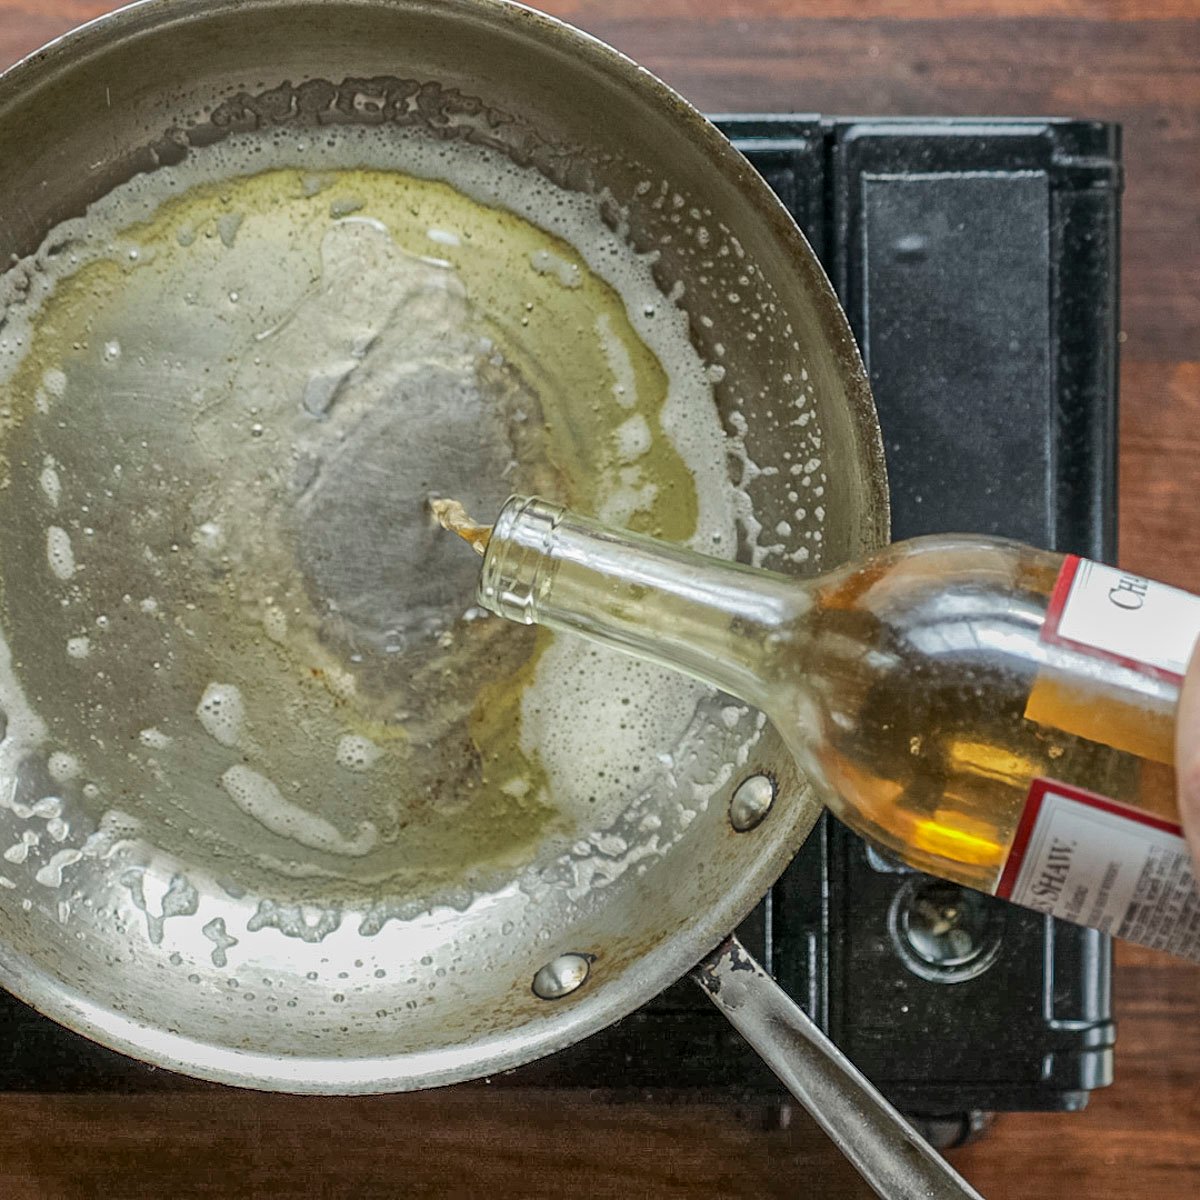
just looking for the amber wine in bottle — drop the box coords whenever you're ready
[464,495,1200,960]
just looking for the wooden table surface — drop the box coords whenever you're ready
[0,1,1197,1196]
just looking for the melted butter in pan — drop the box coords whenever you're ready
[0,156,733,904]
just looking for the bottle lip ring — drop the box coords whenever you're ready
[478,495,565,624]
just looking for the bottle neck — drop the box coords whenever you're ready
[477,496,803,709]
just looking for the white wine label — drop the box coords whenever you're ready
[1043,556,1200,682]
[997,779,1200,958]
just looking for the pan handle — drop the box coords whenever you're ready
[692,935,985,1200]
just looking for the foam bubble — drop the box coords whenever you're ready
[3,830,37,863]
[528,248,582,289]
[39,460,61,507]
[47,751,79,782]
[220,764,379,856]
[66,636,90,660]
[720,705,744,729]
[335,734,382,773]
[594,313,637,410]
[615,414,651,462]
[329,195,365,218]
[262,605,287,643]
[81,808,141,859]
[216,212,244,248]
[34,847,82,888]
[46,526,75,580]
[597,476,659,527]
[195,682,245,747]
[522,637,708,825]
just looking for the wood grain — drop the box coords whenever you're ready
[0,1,1197,1197]
[1121,362,1200,591]
[0,1090,876,1200]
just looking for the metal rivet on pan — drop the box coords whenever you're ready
[729,773,776,832]
[532,953,591,1000]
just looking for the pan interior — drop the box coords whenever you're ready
[0,127,755,910]
[0,88,837,1085]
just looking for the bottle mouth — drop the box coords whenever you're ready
[477,495,565,624]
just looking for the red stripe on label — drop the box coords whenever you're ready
[996,779,1048,899]
[1040,557,1184,684]
[997,777,1186,901]
[1041,554,1082,641]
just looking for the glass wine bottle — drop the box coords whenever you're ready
[464,495,1200,960]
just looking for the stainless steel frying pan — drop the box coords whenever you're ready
[0,2,979,1195]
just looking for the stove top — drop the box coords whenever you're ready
[0,116,1122,1128]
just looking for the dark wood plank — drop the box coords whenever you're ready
[1121,361,1200,591]
[0,1089,874,1200]
[0,1,1197,1196]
